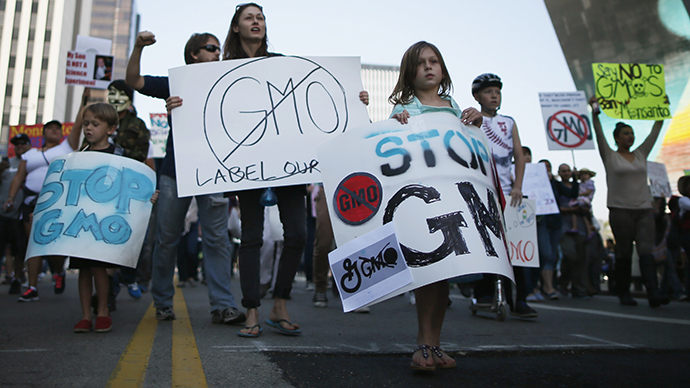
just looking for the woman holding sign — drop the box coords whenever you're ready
[589,96,668,308]
[390,41,482,371]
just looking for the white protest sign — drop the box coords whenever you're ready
[504,199,540,268]
[26,153,156,268]
[149,113,169,158]
[522,163,559,215]
[168,56,370,196]
[648,161,672,198]
[318,112,514,303]
[65,36,113,89]
[539,91,595,151]
[329,223,411,312]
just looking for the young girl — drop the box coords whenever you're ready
[71,97,157,333]
[390,41,482,371]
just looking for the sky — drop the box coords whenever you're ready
[130,0,617,223]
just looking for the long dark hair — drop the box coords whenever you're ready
[388,41,452,106]
[223,3,268,60]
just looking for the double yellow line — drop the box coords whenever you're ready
[105,287,207,387]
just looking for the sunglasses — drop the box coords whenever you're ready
[236,3,262,11]
[200,45,221,53]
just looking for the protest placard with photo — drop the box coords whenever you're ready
[26,153,156,268]
[168,56,370,196]
[65,36,113,89]
[317,112,514,304]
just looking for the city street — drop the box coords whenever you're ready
[1,271,689,387]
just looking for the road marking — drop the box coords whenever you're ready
[536,304,690,326]
[172,287,208,388]
[571,334,635,348]
[106,303,158,388]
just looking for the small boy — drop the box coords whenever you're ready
[71,96,157,333]
[568,168,596,239]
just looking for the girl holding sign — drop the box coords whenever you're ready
[390,41,482,371]
[589,96,668,308]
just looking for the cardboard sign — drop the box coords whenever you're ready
[149,113,169,158]
[26,153,156,268]
[539,92,594,150]
[318,112,514,303]
[522,163,559,215]
[592,63,671,120]
[65,36,113,89]
[504,199,540,268]
[168,56,370,196]
[6,123,74,158]
[648,161,672,198]
[328,223,411,312]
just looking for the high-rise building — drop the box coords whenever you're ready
[0,0,138,148]
[361,63,399,123]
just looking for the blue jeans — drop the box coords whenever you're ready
[151,175,238,312]
[537,214,562,272]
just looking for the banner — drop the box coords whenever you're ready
[328,223,411,312]
[504,199,540,268]
[317,112,514,304]
[7,123,74,158]
[65,36,113,89]
[539,91,594,150]
[168,56,370,196]
[522,163,559,215]
[647,161,672,198]
[149,113,169,158]
[592,63,671,120]
[26,153,156,268]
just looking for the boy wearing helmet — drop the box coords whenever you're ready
[472,73,536,318]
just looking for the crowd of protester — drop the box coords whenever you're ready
[1,2,689,372]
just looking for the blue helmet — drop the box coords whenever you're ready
[471,73,502,95]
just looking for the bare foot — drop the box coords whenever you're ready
[430,346,456,368]
[411,345,435,370]
[239,308,259,336]
[269,298,300,331]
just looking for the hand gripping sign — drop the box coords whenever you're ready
[26,152,156,268]
[318,112,514,306]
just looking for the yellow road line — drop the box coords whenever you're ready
[172,286,208,388]
[106,303,158,388]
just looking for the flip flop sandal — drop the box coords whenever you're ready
[237,324,262,338]
[265,318,302,336]
[410,345,435,371]
[430,346,457,369]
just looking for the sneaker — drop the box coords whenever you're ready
[510,301,538,318]
[9,279,22,295]
[526,293,539,302]
[127,283,142,299]
[54,272,66,294]
[313,292,328,308]
[74,319,92,333]
[155,307,176,321]
[95,316,112,333]
[211,307,246,324]
[18,287,39,302]
[546,292,559,300]
[354,306,370,313]
[176,281,186,288]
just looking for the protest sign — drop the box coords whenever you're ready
[65,36,113,89]
[648,161,672,198]
[26,153,156,268]
[149,113,169,158]
[504,199,540,268]
[318,112,514,304]
[539,92,594,150]
[7,123,74,157]
[168,56,370,196]
[592,63,671,120]
[329,223,411,312]
[522,163,559,215]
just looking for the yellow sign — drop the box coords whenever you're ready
[592,63,671,120]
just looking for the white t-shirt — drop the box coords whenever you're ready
[22,141,74,195]
[481,113,515,195]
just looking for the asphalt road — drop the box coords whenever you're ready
[1,271,689,387]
